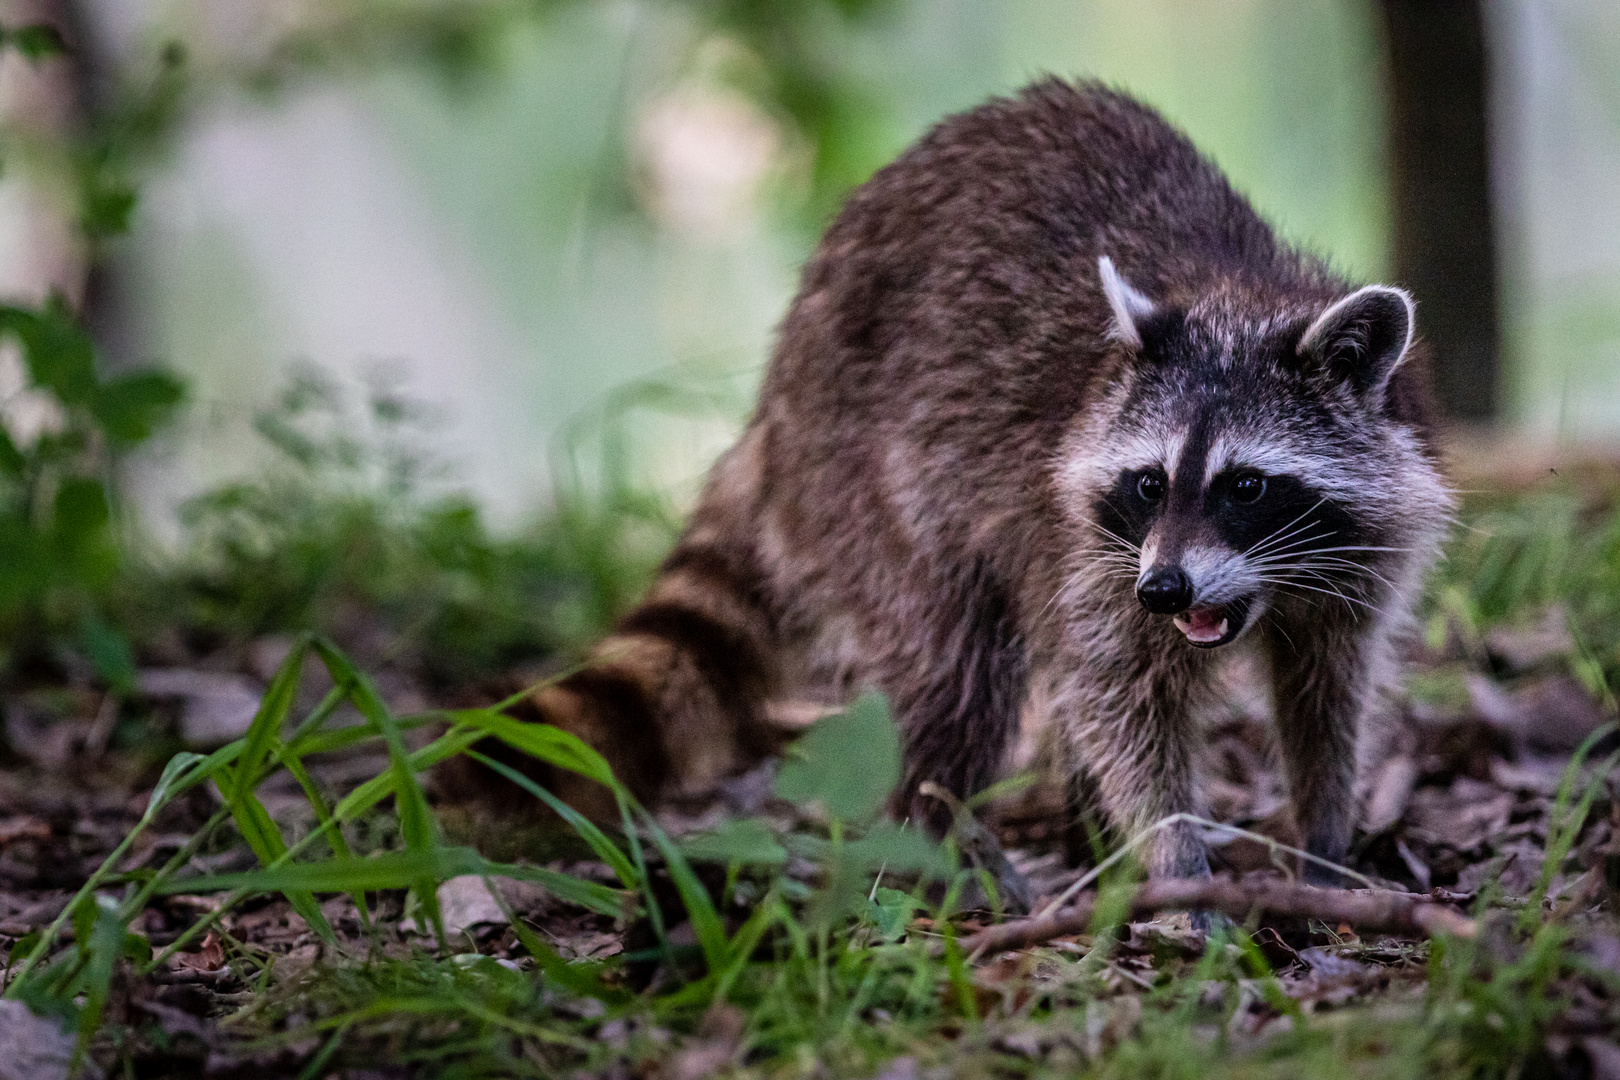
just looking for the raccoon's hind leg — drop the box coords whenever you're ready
[890,557,1028,829]
[1265,615,1386,886]
[873,557,1031,908]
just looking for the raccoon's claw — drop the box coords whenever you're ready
[1191,907,1235,939]
[954,817,1034,914]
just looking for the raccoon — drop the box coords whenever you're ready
[457,80,1452,888]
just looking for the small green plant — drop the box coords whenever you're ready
[1430,472,1620,689]
[0,642,964,1075]
[0,297,183,686]
[3,633,1608,1078]
[131,365,678,684]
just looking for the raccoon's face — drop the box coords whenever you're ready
[1064,258,1430,649]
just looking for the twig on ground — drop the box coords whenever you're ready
[959,876,1477,959]
[1034,812,1377,919]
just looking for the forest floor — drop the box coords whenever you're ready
[0,452,1618,1079]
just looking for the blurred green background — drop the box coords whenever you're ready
[0,0,1401,523]
[0,0,1618,691]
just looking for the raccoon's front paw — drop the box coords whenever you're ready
[1191,907,1235,938]
[1301,842,1354,887]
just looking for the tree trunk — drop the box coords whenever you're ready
[1378,0,1501,423]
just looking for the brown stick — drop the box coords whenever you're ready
[958,877,1477,958]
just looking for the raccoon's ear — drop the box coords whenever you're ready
[1098,255,1156,350]
[1297,285,1416,402]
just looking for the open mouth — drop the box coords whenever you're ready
[1171,599,1249,648]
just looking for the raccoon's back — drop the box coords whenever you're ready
[772,80,1338,413]
[753,81,1348,585]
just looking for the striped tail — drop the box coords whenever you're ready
[445,539,786,827]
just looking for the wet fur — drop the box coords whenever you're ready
[451,80,1452,883]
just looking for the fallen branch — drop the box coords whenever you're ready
[959,876,1477,958]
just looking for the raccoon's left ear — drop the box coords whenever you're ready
[1297,285,1416,403]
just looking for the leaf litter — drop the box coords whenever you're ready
[0,478,1617,1077]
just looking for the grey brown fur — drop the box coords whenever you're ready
[459,80,1452,886]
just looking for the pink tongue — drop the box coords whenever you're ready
[1176,607,1228,643]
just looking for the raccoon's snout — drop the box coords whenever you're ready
[1136,566,1192,614]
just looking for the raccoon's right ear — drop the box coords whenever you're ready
[1098,255,1156,350]
[1297,285,1416,404]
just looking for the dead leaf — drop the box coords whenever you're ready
[1584,1038,1620,1080]
[433,876,506,938]
[173,931,226,974]
[136,669,263,748]
[1364,756,1419,833]
[553,929,623,961]
[0,999,96,1080]
[0,817,51,845]
[1467,674,1607,753]
[1284,948,1381,1011]
[1405,779,1515,853]
[1454,841,1543,897]
[662,1004,745,1080]
[1490,755,1569,796]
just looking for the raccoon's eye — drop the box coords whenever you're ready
[1231,473,1266,504]
[1136,472,1166,503]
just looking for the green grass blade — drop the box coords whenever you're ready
[216,773,335,942]
[331,726,483,822]
[230,634,311,808]
[713,891,782,1004]
[6,745,241,994]
[287,709,440,758]
[315,640,445,944]
[153,847,628,918]
[638,809,728,976]
[278,744,371,930]
[142,751,204,823]
[448,708,619,789]
[463,748,639,888]
[479,873,629,1003]
[68,896,131,1071]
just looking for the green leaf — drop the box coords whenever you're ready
[682,817,787,868]
[0,302,97,404]
[92,370,185,445]
[0,423,25,475]
[5,24,68,61]
[866,886,920,942]
[78,611,135,693]
[53,478,109,545]
[842,821,947,876]
[773,692,900,823]
[80,180,137,240]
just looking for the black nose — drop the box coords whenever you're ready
[1137,566,1193,614]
